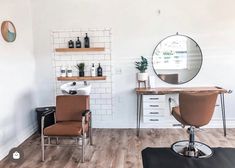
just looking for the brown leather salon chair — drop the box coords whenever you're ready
[170,91,218,158]
[41,95,92,162]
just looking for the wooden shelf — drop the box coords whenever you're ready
[55,47,105,52]
[57,76,106,81]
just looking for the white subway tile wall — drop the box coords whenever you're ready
[52,28,113,121]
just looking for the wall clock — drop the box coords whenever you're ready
[1,21,16,42]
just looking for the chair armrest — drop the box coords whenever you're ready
[42,109,56,117]
[82,110,91,117]
[37,106,56,116]
[36,106,55,111]
[82,110,91,123]
[82,110,92,134]
[41,107,56,135]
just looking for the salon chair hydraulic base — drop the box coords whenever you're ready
[171,126,213,159]
[171,140,213,159]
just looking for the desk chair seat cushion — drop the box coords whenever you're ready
[172,107,188,126]
[44,121,88,136]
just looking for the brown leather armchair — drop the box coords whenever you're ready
[170,91,218,158]
[41,95,92,162]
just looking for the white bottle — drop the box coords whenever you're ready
[67,66,73,77]
[60,65,66,77]
[90,63,95,77]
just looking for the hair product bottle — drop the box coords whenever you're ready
[68,40,74,48]
[60,65,66,77]
[97,63,103,76]
[67,66,73,77]
[76,37,81,48]
[84,33,90,48]
[90,63,95,77]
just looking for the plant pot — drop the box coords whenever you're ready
[137,72,148,81]
[79,71,85,77]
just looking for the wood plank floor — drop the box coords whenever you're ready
[1,128,235,168]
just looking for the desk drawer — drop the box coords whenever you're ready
[143,116,164,123]
[143,102,165,109]
[143,95,165,102]
[143,109,165,116]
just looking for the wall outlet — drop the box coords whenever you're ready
[115,68,122,75]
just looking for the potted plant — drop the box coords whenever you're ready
[135,56,148,81]
[75,63,85,77]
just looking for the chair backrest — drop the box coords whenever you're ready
[179,91,218,127]
[56,95,90,122]
[158,74,178,84]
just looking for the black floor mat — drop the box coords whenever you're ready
[142,147,235,168]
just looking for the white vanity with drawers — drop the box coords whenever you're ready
[136,86,228,137]
[142,95,166,124]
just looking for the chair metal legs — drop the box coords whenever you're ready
[41,116,45,162]
[40,113,93,163]
[41,135,87,162]
[171,126,213,159]
[188,127,195,154]
[89,115,93,145]
[81,134,85,163]
[41,134,45,161]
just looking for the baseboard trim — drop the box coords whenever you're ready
[0,124,38,161]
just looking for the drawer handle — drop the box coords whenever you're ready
[150,105,159,107]
[150,112,159,114]
[150,98,159,100]
[149,119,159,121]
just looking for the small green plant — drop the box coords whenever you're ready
[135,56,148,73]
[75,63,85,71]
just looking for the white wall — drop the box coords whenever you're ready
[0,0,37,160]
[31,0,235,127]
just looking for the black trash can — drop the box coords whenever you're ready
[35,106,55,134]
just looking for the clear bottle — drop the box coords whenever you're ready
[97,63,103,76]
[90,63,95,77]
[67,66,73,77]
[60,65,66,77]
[84,33,90,48]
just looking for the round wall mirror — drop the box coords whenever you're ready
[152,34,203,84]
[1,21,16,42]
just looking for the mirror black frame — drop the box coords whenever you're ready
[152,34,203,85]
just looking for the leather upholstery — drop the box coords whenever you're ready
[172,107,187,125]
[56,95,89,122]
[44,95,90,136]
[172,92,218,127]
[44,121,88,136]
